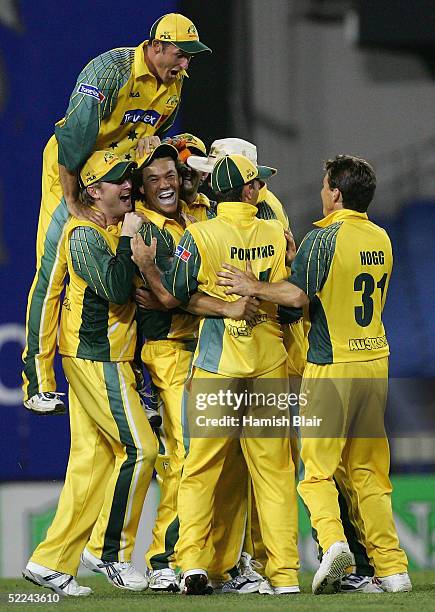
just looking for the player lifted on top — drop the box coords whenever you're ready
[218,154,411,595]
[22,13,211,414]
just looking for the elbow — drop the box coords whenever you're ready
[289,287,309,308]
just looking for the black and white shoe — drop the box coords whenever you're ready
[23,561,91,597]
[312,541,353,594]
[148,567,180,592]
[81,548,148,591]
[341,573,383,593]
[221,551,263,594]
[181,570,213,595]
[24,392,66,415]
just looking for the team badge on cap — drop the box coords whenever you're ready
[149,13,211,54]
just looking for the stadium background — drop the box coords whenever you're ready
[0,0,434,576]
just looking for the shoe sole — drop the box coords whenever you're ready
[149,584,180,593]
[183,574,213,595]
[22,570,91,597]
[80,556,147,591]
[313,551,353,595]
[24,404,67,416]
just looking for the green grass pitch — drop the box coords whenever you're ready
[0,571,434,611]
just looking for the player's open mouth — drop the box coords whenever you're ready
[157,189,176,206]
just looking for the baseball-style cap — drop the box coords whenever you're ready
[135,142,179,169]
[211,154,274,193]
[149,13,211,54]
[164,133,207,163]
[188,137,277,177]
[80,151,136,187]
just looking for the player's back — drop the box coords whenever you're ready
[302,210,392,364]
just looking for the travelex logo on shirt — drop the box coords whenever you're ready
[175,245,191,261]
[121,109,161,126]
[77,83,105,102]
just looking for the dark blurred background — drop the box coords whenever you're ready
[0,0,434,575]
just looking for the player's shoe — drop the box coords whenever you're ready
[80,548,148,591]
[148,567,179,592]
[23,561,92,597]
[374,572,412,593]
[139,396,162,430]
[181,570,213,595]
[221,552,263,593]
[258,580,300,595]
[340,573,384,593]
[24,392,66,415]
[312,541,353,595]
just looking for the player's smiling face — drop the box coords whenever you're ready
[87,176,133,224]
[153,42,191,85]
[179,163,201,200]
[140,157,180,218]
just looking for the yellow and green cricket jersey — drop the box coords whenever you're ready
[288,208,392,364]
[59,217,137,361]
[134,203,199,343]
[55,41,184,172]
[162,202,288,377]
[257,185,290,230]
[181,193,216,222]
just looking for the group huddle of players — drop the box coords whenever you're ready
[20,12,411,598]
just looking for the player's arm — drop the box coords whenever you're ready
[55,53,124,224]
[132,230,202,309]
[70,213,142,304]
[217,229,327,308]
[185,294,260,320]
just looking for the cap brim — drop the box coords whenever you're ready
[257,165,277,180]
[101,161,137,183]
[174,40,212,54]
[137,143,179,169]
[187,155,215,173]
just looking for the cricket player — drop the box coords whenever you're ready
[23,151,158,596]
[131,153,300,595]
[22,13,211,414]
[132,142,258,591]
[217,154,411,595]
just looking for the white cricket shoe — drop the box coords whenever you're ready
[341,573,383,593]
[312,541,353,594]
[24,392,66,415]
[80,548,148,591]
[259,579,275,594]
[23,561,91,597]
[148,567,179,592]
[222,552,263,594]
[258,579,300,595]
[375,572,412,593]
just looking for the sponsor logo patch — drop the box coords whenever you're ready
[175,245,191,262]
[77,83,105,102]
[121,109,161,126]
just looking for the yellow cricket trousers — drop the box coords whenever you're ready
[31,357,157,575]
[22,135,68,399]
[141,340,193,570]
[176,362,300,588]
[297,358,408,577]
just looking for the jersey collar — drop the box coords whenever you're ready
[314,208,368,228]
[217,202,258,221]
[181,193,210,211]
[136,204,187,231]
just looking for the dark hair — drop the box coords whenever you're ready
[215,184,245,203]
[324,155,376,212]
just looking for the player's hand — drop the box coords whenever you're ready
[284,229,297,266]
[224,296,260,320]
[217,261,259,297]
[121,212,144,237]
[69,200,106,227]
[135,287,167,311]
[136,136,161,158]
[131,235,157,269]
